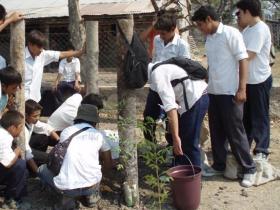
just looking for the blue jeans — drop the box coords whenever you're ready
[243,75,272,156]
[38,164,99,198]
[0,159,28,200]
[175,94,209,167]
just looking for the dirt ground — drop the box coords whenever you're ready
[1,51,280,210]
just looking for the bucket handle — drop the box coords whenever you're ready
[174,154,196,177]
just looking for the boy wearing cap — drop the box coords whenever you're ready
[38,103,112,209]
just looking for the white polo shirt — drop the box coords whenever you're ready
[148,63,207,116]
[205,23,248,95]
[58,58,80,82]
[53,123,111,190]
[242,21,271,84]
[47,93,83,131]
[25,47,60,102]
[0,127,16,167]
[152,33,191,63]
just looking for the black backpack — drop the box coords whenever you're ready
[151,57,208,110]
[117,22,149,89]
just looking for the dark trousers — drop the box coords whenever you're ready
[243,75,272,156]
[0,159,28,200]
[208,94,256,174]
[29,133,58,165]
[175,94,209,167]
[143,89,163,142]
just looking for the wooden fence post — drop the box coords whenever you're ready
[10,19,25,152]
[85,21,99,94]
[117,15,139,207]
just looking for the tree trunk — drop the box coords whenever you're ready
[117,16,139,207]
[85,21,99,94]
[68,0,87,85]
[178,0,190,41]
[10,20,25,152]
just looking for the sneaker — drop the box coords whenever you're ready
[253,153,268,161]
[202,167,224,177]
[1,199,18,209]
[241,172,256,188]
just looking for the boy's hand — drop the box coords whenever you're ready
[14,147,22,158]
[8,12,24,23]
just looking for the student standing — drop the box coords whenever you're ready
[236,0,272,161]
[192,6,256,187]
[25,30,84,102]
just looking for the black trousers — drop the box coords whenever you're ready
[243,75,272,156]
[0,159,28,200]
[208,94,256,174]
[29,133,58,165]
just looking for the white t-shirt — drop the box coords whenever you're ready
[47,93,83,131]
[242,21,271,84]
[0,127,16,167]
[53,123,111,190]
[25,47,60,102]
[205,23,248,95]
[58,58,80,82]
[148,63,207,116]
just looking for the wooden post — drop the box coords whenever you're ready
[10,20,25,152]
[68,0,87,85]
[117,16,139,207]
[85,21,99,94]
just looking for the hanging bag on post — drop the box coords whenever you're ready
[47,127,90,175]
[116,22,149,89]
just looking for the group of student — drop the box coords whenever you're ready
[143,0,273,191]
[0,3,113,209]
[0,0,274,209]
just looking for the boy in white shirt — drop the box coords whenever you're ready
[54,43,81,95]
[38,103,112,209]
[192,6,256,187]
[25,30,84,102]
[236,0,272,161]
[25,99,59,173]
[0,111,28,209]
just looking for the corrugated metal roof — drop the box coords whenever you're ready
[81,1,154,16]
[1,0,155,19]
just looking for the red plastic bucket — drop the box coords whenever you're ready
[168,160,201,210]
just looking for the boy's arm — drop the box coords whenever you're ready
[235,58,248,103]
[167,109,183,156]
[50,130,60,141]
[54,73,62,91]
[6,147,22,168]
[59,47,85,60]
[74,73,81,92]
[0,12,23,32]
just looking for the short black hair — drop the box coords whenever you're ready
[236,0,261,17]
[0,66,22,86]
[27,30,47,48]
[191,6,220,22]
[0,4,6,22]
[154,14,177,32]
[81,93,104,110]
[0,110,24,129]
[25,99,43,115]
[65,41,75,51]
